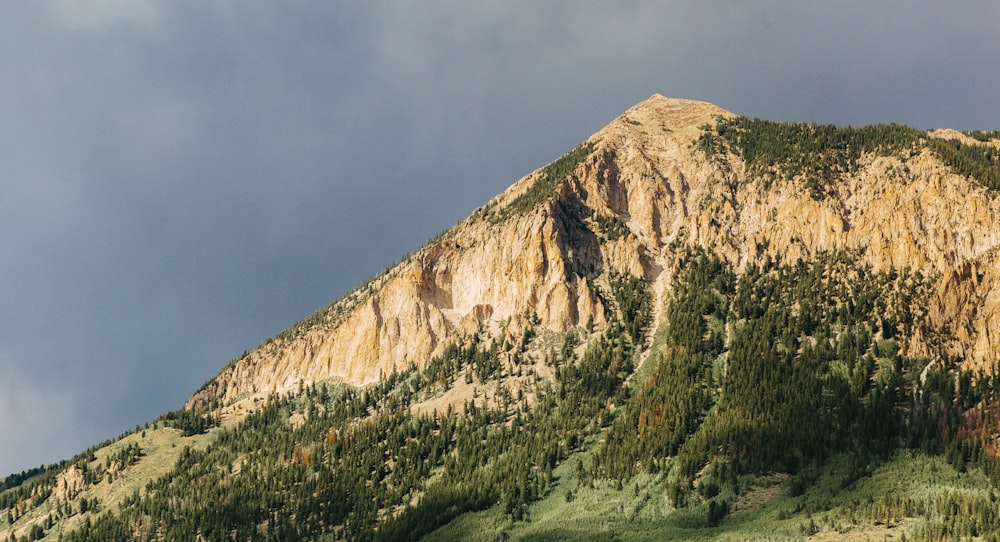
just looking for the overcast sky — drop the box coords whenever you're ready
[1,1,998,477]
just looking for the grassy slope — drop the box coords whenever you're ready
[422,446,989,541]
[3,425,213,541]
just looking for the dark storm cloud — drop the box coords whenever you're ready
[1,1,997,475]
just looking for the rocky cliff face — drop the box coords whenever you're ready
[189,94,1000,409]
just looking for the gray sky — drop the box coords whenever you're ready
[1,1,998,477]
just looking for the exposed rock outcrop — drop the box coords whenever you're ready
[189,94,1000,410]
[53,465,85,500]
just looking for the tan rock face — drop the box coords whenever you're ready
[190,168,614,407]
[189,94,1000,409]
[53,465,85,500]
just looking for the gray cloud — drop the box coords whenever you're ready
[43,0,160,32]
[0,363,81,472]
[1,1,998,476]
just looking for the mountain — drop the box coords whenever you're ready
[5,94,1000,541]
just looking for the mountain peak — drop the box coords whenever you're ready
[633,93,730,114]
[642,92,715,107]
[592,94,734,145]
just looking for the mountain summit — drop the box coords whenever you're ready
[6,96,1000,540]
[188,94,733,405]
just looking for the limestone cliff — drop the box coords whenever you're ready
[188,94,1000,409]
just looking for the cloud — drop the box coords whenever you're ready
[0,364,79,475]
[43,0,159,33]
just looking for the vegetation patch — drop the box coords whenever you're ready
[598,250,733,481]
[158,408,216,436]
[697,116,924,199]
[928,136,1000,190]
[493,141,596,223]
[698,116,1000,195]
[964,130,1000,142]
[593,213,631,241]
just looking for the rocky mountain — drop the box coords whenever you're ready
[189,95,1000,409]
[5,95,1000,541]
